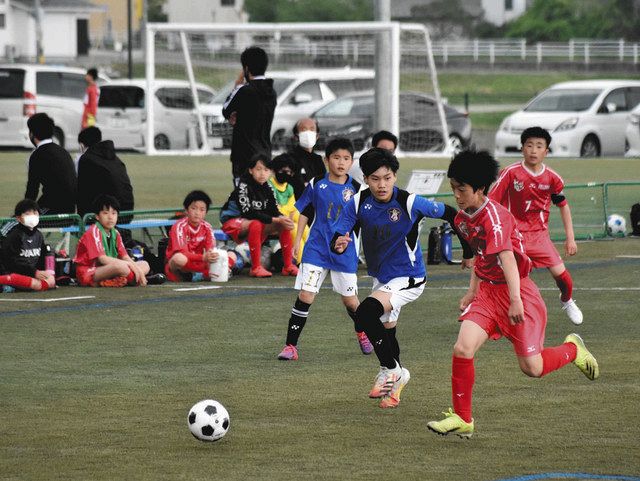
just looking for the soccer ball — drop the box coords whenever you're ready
[188,399,230,442]
[607,214,626,236]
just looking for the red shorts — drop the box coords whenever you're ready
[459,276,547,357]
[221,218,245,243]
[76,266,97,287]
[522,230,562,268]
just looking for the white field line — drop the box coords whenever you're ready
[616,255,640,259]
[0,295,96,302]
[173,285,222,292]
[190,285,640,291]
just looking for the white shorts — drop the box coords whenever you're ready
[294,263,358,297]
[372,276,426,323]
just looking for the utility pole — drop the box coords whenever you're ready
[374,0,392,132]
[127,0,133,79]
[34,0,45,63]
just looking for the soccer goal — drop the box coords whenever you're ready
[144,22,454,157]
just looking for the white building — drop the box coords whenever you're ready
[393,0,530,27]
[0,0,102,60]
[164,0,247,24]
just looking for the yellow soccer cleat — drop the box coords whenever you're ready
[564,333,599,380]
[427,408,474,438]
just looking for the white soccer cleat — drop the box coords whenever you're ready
[560,297,583,325]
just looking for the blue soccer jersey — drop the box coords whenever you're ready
[295,174,360,273]
[335,186,445,283]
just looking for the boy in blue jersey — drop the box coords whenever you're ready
[277,138,373,361]
[332,148,473,408]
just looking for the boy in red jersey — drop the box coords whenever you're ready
[427,151,598,438]
[165,190,221,282]
[82,68,100,129]
[74,195,151,287]
[489,126,582,324]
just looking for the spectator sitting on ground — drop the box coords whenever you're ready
[76,127,134,218]
[289,117,326,199]
[24,113,77,215]
[219,153,298,278]
[0,199,55,292]
[73,194,163,287]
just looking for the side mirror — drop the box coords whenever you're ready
[291,93,313,105]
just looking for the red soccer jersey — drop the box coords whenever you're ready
[488,162,566,232]
[455,198,532,283]
[165,218,215,262]
[74,224,127,267]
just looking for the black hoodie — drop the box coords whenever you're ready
[219,175,280,225]
[77,140,134,217]
[0,223,46,277]
[222,78,277,178]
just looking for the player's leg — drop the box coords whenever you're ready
[0,273,53,291]
[277,227,298,276]
[93,261,130,286]
[427,320,488,438]
[245,220,271,277]
[332,270,372,355]
[277,264,327,360]
[549,262,582,325]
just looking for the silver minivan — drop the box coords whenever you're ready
[0,64,108,149]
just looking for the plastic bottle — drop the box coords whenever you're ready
[44,244,55,276]
[209,249,229,282]
[427,227,441,265]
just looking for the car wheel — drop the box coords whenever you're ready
[449,134,463,155]
[154,134,170,150]
[52,127,65,149]
[580,135,600,157]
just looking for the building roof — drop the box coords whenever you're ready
[12,0,103,12]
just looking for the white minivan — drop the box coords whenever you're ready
[98,79,216,150]
[200,68,374,149]
[495,80,640,157]
[0,64,109,149]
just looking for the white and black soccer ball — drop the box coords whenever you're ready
[607,214,626,236]
[188,399,230,442]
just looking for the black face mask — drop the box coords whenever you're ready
[275,171,293,184]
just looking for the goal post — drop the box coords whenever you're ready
[144,21,452,157]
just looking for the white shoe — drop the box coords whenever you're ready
[561,297,583,325]
[368,363,401,398]
[379,367,411,409]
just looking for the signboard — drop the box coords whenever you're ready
[405,170,447,195]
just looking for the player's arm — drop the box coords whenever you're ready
[554,194,577,256]
[24,157,40,201]
[460,268,480,312]
[293,212,309,260]
[330,198,357,255]
[498,250,524,325]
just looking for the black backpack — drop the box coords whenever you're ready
[630,203,640,236]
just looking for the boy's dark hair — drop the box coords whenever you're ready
[27,113,54,140]
[246,152,271,170]
[240,46,269,76]
[447,150,499,193]
[183,190,212,211]
[270,153,296,172]
[360,147,400,176]
[14,198,40,216]
[325,137,354,158]
[93,194,120,214]
[78,126,102,147]
[86,68,98,80]
[521,126,551,148]
[292,118,320,136]
[372,130,398,150]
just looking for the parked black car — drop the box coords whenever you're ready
[311,91,472,152]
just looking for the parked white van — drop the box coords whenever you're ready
[0,64,109,149]
[200,68,374,149]
[495,80,640,157]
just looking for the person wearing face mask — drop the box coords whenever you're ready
[76,127,134,218]
[222,46,277,186]
[268,153,309,264]
[25,113,77,215]
[289,118,326,199]
[0,199,56,292]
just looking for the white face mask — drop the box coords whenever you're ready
[22,214,39,229]
[298,130,317,149]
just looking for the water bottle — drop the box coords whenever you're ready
[427,227,441,265]
[440,222,453,264]
[44,244,55,276]
[209,249,229,282]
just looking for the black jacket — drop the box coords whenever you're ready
[77,140,134,217]
[219,175,280,225]
[25,142,77,214]
[222,79,277,178]
[289,145,326,199]
[0,223,46,277]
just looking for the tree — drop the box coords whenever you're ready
[244,0,373,23]
[411,0,484,38]
[148,0,167,22]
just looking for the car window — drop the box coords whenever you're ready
[60,73,86,99]
[286,80,322,103]
[402,95,437,124]
[197,88,214,105]
[315,96,373,117]
[156,87,194,109]
[36,72,85,99]
[99,86,145,108]
[0,68,25,98]
[324,78,374,96]
[601,88,627,112]
[525,89,601,112]
[211,78,293,104]
[626,87,640,111]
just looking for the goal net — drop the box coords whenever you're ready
[144,22,454,157]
